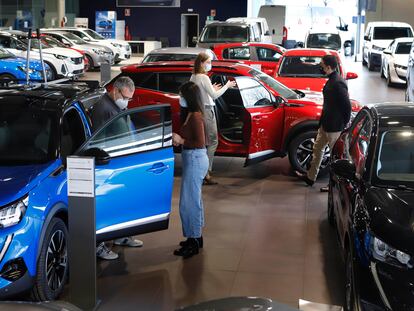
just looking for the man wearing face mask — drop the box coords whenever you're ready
[190,52,236,185]
[295,54,351,191]
[89,76,144,260]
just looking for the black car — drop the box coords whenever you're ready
[328,103,414,311]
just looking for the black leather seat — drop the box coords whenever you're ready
[214,97,244,142]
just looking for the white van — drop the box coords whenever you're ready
[363,21,413,71]
[226,17,272,43]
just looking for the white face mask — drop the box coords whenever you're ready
[204,63,212,72]
[115,98,129,110]
[179,96,188,108]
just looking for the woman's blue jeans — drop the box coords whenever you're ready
[179,148,209,238]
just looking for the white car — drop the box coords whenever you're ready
[47,27,131,63]
[0,31,84,80]
[381,37,413,86]
[304,28,342,53]
[363,21,413,71]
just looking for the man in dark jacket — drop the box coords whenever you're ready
[296,54,351,188]
[90,76,144,260]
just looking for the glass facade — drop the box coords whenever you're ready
[0,0,79,30]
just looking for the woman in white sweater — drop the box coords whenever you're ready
[190,52,236,185]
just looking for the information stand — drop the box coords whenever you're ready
[67,156,99,311]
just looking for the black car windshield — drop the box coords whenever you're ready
[84,29,105,40]
[249,68,299,100]
[143,54,197,63]
[200,25,249,43]
[373,27,413,40]
[306,33,341,50]
[0,100,57,165]
[279,56,340,77]
[0,47,13,59]
[376,130,414,186]
[395,42,412,54]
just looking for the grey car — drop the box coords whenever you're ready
[142,47,217,63]
[42,30,114,68]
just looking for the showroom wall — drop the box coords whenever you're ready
[78,0,248,46]
[366,0,414,28]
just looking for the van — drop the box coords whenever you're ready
[196,21,261,49]
[226,17,272,43]
[305,28,342,53]
[363,21,413,71]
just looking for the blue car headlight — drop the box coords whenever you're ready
[371,236,413,269]
[0,196,28,229]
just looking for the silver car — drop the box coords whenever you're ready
[142,47,217,63]
[42,31,114,68]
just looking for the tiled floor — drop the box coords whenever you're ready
[73,57,404,310]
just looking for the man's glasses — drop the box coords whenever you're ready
[118,88,133,101]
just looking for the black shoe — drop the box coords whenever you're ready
[179,236,203,248]
[174,238,199,259]
[294,170,314,186]
[320,185,329,192]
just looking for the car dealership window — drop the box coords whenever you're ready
[84,109,169,157]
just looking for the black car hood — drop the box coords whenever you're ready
[366,187,414,255]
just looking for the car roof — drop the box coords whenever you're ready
[368,103,414,128]
[282,48,340,57]
[214,42,283,49]
[147,47,212,55]
[0,82,101,112]
[122,60,247,72]
[367,21,413,28]
[226,17,265,24]
[205,21,249,27]
[307,28,340,35]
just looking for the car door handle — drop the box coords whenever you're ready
[147,162,169,174]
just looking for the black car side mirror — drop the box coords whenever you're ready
[364,35,370,41]
[79,147,111,166]
[273,96,286,107]
[254,98,272,106]
[383,49,392,55]
[331,159,356,180]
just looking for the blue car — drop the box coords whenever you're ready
[97,20,113,30]
[0,47,52,82]
[0,82,174,300]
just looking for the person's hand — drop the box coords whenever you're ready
[172,133,184,146]
[226,80,237,88]
[213,83,222,91]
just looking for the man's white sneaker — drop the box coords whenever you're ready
[96,242,119,260]
[114,237,143,247]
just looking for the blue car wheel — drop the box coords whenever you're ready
[0,73,16,82]
[31,218,68,301]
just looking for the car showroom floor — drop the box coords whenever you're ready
[72,57,405,310]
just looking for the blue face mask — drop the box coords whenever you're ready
[204,63,212,72]
[179,96,188,108]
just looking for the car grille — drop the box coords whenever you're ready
[71,57,83,65]
[73,69,83,75]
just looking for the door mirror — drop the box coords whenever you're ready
[364,35,370,41]
[79,147,111,166]
[296,41,304,48]
[192,36,198,44]
[254,98,271,106]
[383,49,392,55]
[83,37,91,42]
[331,159,356,180]
[274,96,286,106]
[346,72,358,80]
[264,30,270,36]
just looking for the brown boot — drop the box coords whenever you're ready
[203,171,218,185]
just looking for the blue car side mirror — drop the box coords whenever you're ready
[79,147,111,166]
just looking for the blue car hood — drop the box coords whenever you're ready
[0,164,51,206]
[1,56,48,71]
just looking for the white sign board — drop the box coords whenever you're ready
[67,156,95,198]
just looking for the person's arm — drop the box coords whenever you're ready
[200,75,228,100]
[335,81,352,123]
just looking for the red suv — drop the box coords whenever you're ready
[113,61,360,173]
[212,43,285,78]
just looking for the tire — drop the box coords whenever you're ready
[0,73,16,84]
[380,64,385,78]
[44,61,57,81]
[85,54,93,71]
[344,42,352,56]
[405,87,410,101]
[31,218,68,301]
[362,54,367,66]
[367,55,375,71]
[327,181,335,227]
[288,131,330,176]
[386,66,393,86]
[344,247,357,311]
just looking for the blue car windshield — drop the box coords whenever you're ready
[0,101,57,165]
[0,48,13,59]
[376,130,414,187]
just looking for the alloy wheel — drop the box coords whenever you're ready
[296,137,330,171]
[45,229,67,292]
